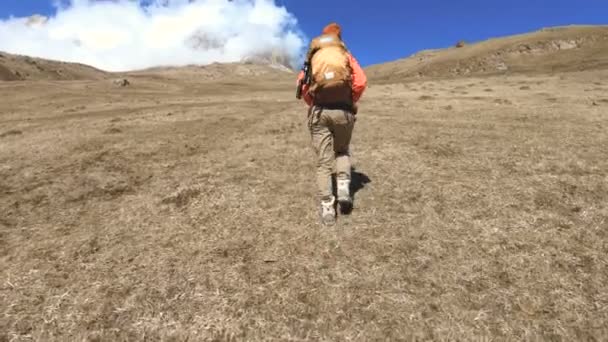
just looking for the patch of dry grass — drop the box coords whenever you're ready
[1,71,608,341]
[0,129,22,138]
[103,127,122,134]
[494,98,513,105]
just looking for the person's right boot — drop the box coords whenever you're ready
[337,179,352,214]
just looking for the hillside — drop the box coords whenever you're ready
[367,25,608,82]
[0,52,109,81]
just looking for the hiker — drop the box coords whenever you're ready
[296,22,367,226]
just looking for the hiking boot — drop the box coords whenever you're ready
[337,179,352,214]
[320,196,336,226]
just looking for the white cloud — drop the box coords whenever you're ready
[0,0,306,71]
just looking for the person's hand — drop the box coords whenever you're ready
[352,103,358,115]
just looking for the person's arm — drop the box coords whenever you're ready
[296,70,313,106]
[348,54,367,103]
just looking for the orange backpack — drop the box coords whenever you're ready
[306,34,353,106]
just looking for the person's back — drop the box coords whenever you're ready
[296,22,367,226]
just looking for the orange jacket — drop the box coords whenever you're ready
[297,54,367,107]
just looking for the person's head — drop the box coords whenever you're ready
[322,22,342,40]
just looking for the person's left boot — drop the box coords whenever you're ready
[320,196,336,226]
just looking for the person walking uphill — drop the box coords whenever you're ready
[296,22,367,226]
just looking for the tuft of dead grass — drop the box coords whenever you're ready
[494,98,513,105]
[0,129,22,138]
[161,187,201,208]
[104,127,122,134]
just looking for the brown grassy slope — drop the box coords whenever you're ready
[1,59,608,340]
[366,25,608,83]
[0,50,294,83]
[0,51,109,81]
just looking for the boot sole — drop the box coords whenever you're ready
[321,218,336,226]
[338,199,353,215]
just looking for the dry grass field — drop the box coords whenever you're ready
[1,26,608,341]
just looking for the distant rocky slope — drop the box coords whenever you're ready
[366,25,608,83]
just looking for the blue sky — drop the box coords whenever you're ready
[1,0,607,66]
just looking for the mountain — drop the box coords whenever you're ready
[0,50,295,84]
[366,25,608,83]
[3,25,608,83]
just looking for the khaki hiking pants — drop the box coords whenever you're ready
[308,106,355,201]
